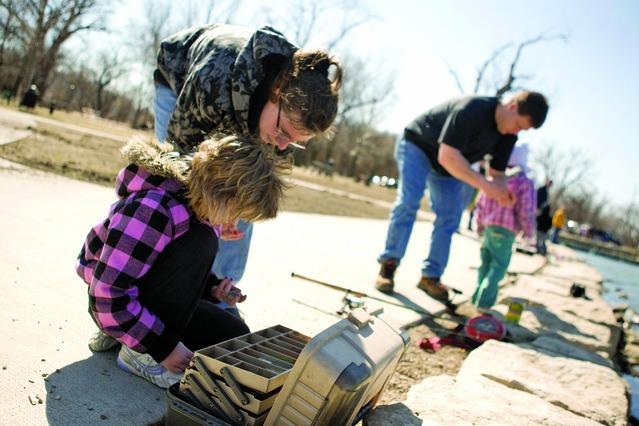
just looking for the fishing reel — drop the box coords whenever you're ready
[337,291,366,316]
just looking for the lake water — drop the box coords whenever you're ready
[579,250,639,419]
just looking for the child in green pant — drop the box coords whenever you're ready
[472,145,536,309]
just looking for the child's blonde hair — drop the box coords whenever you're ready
[187,135,291,225]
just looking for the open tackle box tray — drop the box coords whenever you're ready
[167,308,409,426]
[194,324,309,394]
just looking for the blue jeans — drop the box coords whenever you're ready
[472,225,515,309]
[153,84,253,283]
[379,138,472,278]
[536,230,548,256]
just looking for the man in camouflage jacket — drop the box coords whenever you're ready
[153,24,308,292]
[154,24,298,153]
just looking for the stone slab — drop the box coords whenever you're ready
[369,374,601,425]
[458,340,628,425]
[500,276,617,326]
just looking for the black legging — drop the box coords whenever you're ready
[137,221,250,361]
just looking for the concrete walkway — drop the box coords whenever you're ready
[0,106,128,143]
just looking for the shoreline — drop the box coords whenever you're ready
[560,233,639,265]
[370,243,630,425]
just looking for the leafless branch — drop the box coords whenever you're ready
[495,33,567,96]
[444,60,465,94]
[473,42,511,93]
[284,0,373,49]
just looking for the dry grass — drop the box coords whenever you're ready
[0,112,419,219]
[282,185,393,219]
[291,167,431,212]
[6,104,146,139]
[0,124,127,185]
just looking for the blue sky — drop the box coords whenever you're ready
[90,0,639,206]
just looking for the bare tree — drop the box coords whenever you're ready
[129,0,243,76]
[563,189,607,225]
[447,33,567,96]
[531,140,593,206]
[615,191,639,247]
[1,0,109,99]
[0,0,22,67]
[180,0,242,28]
[323,52,395,170]
[269,0,374,52]
[91,50,125,114]
[271,0,394,170]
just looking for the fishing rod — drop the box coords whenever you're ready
[290,272,463,320]
[289,273,517,349]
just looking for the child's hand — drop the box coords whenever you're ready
[211,278,247,306]
[217,224,245,241]
[161,341,193,373]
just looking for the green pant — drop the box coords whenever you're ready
[472,225,515,309]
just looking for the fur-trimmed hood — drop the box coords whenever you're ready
[121,137,191,183]
[115,138,191,198]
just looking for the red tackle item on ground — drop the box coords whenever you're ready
[416,335,474,352]
[463,314,506,342]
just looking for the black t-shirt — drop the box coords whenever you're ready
[403,96,517,176]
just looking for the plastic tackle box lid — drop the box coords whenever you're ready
[264,308,409,425]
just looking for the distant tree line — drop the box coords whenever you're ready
[0,0,153,127]
[1,1,636,247]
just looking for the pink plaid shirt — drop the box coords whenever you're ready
[476,171,537,238]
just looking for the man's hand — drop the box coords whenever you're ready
[161,341,193,373]
[211,278,247,306]
[483,180,515,206]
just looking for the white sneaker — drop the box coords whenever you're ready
[88,330,119,352]
[116,345,183,389]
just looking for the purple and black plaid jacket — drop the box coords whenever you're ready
[476,171,537,239]
[76,164,196,359]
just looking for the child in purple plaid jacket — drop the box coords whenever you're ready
[76,135,289,388]
[472,144,537,310]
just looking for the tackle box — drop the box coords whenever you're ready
[166,308,409,425]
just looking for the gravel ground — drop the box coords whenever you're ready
[378,302,478,405]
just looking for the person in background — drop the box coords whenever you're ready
[536,178,553,255]
[472,144,536,310]
[375,91,548,305]
[19,84,39,109]
[551,206,566,243]
[76,135,289,388]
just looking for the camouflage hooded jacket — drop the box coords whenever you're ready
[155,24,298,153]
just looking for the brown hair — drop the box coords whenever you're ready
[187,135,291,225]
[273,50,343,135]
[513,91,549,128]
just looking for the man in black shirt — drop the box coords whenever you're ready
[375,91,548,303]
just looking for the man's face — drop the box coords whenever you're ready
[497,102,533,136]
[258,100,314,150]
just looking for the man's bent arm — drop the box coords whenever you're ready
[438,143,489,191]
[439,144,512,204]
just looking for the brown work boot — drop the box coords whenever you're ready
[375,259,398,294]
[417,276,450,303]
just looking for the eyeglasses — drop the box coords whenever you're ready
[275,101,307,150]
